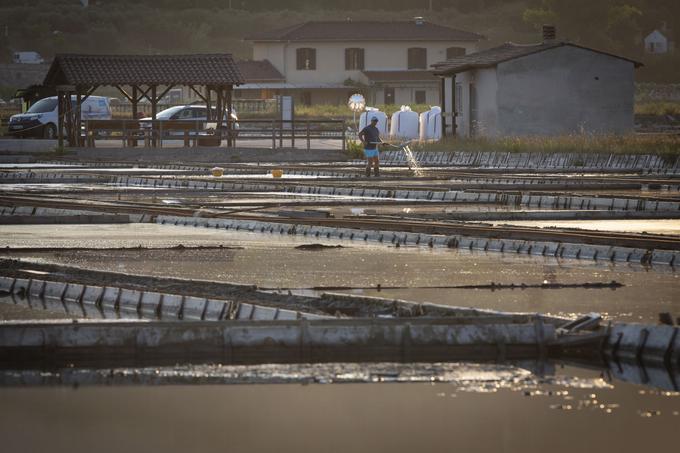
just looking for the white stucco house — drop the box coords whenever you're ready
[644,30,672,54]
[244,19,484,105]
[433,32,643,137]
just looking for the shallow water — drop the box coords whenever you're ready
[0,362,678,453]
[1,224,678,323]
[496,219,680,235]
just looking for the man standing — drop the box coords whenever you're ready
[358,116,382,177]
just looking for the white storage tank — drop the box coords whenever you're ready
[389,105,419,140]
[419,106,442,141]
[359,108,388,136]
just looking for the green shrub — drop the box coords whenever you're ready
[346,139,364,159]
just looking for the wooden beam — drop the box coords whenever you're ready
[189,85,208,103]
[136,85,153,103]
[156,85,175,103]
[115,85,134,102]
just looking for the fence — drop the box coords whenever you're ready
[84,118,346,151]
[110,99,278,119]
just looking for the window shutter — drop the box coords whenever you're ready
[358,49,364,70]
[296,48,303,70]
[345,49,350,70]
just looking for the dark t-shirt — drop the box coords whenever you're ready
[359,125,381,149]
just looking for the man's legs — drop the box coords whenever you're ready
[371,156,380,177]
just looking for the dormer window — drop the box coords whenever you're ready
[296,48,316,70]
[407,47,427,69]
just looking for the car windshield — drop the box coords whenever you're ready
[26,98,58,114]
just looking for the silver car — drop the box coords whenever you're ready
[139,105,239,137]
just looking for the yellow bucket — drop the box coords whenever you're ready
[271,169,284,178]
[211,167,224,177]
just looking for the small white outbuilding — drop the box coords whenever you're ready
[433,28,643,138]
[644,30,670,54]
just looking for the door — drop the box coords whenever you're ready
[469,83,477,137]
[384,87,395,105]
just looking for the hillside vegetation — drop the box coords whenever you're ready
[0,0,677,82]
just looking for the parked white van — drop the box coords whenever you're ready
[8,96,112,139]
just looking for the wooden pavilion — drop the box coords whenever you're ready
[42,54,244,147]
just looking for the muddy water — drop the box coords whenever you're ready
[1,224,678,322]
[0,363,678,453]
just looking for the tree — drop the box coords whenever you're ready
[606,4,642,52]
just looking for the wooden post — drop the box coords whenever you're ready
[64,90,74,146]
[131,86,139,147]
[57,92,64,149]
[215,86,222,146]
[151,85,157,147]
[75,91,82,147]
[440,77,446,137]
[306,121,310,151]
[206,87,212,121]
[271,119,276,149]
[342,120,346,152]
[450,75,457,137]
[226,86,233,148]
[131,86,138,119]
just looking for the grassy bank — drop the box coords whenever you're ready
[289,102,680,120]
[407,134,680,158]
[635,101,680,116]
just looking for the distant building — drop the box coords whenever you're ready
[12,51,45,64]
[244,19,484,105]
[644,30,673,54]
[234,59,286,99]
[433,27,643,137]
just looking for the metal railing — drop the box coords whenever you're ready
[235,119,346,151]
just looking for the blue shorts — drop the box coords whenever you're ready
[363,148,379,158]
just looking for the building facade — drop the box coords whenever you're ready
[245,20,483,106]
[434,39,642,138]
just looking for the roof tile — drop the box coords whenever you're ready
[44,54,244,86]
[432,42,643,74]
[246,21,483,42]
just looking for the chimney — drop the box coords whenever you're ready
[414,16,425,26]
[542,25,556,43]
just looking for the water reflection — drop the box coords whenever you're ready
[1,359,677,394]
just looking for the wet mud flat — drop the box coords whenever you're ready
[1,223,678,322]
